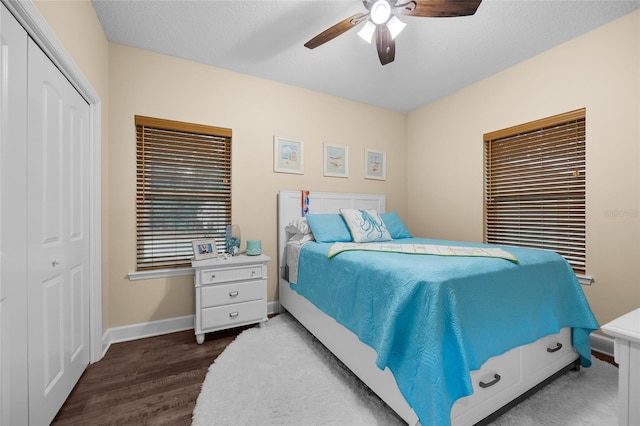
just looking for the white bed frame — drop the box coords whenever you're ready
[277,190,579,426]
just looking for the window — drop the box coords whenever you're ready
[135,115,232,271]
[484,108,586,274]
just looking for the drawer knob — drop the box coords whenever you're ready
[251,270,256,276]
[209,275,216,280]
[229,291,239,297]
[547,342,563,353]
[479,374,501,389]
[229,312,239,319]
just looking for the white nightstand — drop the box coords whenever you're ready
[192,253,270,344]
[601,307,640,426]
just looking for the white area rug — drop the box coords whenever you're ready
[192,313,618,426]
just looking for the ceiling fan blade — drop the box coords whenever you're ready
[396,0,482,18]
[375,27,395,65]
[304,13,368,49]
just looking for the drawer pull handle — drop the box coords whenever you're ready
[229,291,239,297]
[479,374,501,388]
[209,275,216,280]
[547,342,563,353]
[229,312,239,319]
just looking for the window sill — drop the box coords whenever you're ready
[577,274,593,286]
[128,267,194,281]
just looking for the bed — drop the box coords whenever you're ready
[277,190,599,426]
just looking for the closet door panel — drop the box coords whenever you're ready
[27,38,90,426]
[0,4,29,425]
[40,81,63,245]
[67,102,88,363]
[43,275,64,390]
[70,265,85,359]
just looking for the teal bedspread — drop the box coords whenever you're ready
[292,237,599,426]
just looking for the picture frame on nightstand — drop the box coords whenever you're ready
[192,238,218,260]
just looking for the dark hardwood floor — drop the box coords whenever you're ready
[52,321,617,426]
[592,350,616,366]
[51,324,256,426]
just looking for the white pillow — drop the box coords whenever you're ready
[339,208,392,243]
[288,233,315,245]
[285,217,311,235]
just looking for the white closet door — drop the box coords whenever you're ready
[26,38,90,426]
[0,4,29,425]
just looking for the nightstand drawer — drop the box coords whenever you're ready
[200,265,262,284]
[201,300,266,330]
[201,280,265,308]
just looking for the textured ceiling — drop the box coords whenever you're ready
[92,0,640,113]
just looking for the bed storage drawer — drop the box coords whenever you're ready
[451,328,577,425]
[200,280,265,308]
[201,300,266,330]
[451,346,523,422]
[523,327,577,386]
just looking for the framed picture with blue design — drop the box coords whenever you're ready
[364,148,386,181]
[323,142,349,178]
[274,136,304,174]
[192,238,218,260]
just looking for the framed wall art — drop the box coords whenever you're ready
[364,148,386,181]
[323,142,349,178]
[274,136,304,174]
[192,238,218,260]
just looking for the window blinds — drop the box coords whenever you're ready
[135,115,232,271]
[484,109,586,274]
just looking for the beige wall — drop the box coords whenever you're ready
[35,0,639,331]
[407,11,640,326]
[33,0,407,330]
[33,0,112,331]
[108,44,407,327]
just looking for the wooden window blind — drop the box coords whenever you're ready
[135,115,232,271]
[484,108,586,274]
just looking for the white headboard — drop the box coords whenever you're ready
[277,190,386,281]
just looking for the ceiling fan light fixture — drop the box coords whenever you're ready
[370,0,391,25]
[357,21,376,43]
[386,16,406,39]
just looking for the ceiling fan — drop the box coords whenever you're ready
[304,0,483,65]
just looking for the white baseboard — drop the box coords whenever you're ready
[100,301,282,359]
[99,302,609,362]
[101,314,195,357]
[590,331,614,358]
